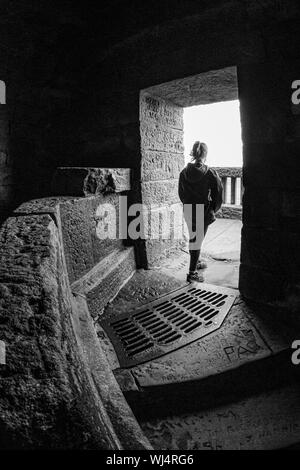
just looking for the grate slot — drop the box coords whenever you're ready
[172,313,190,324]
[176,316,197,329]
[127,341,154,356]
[156,304,178,315]
[179,298,200,309]
[124,337,147,348]
[173,294,191,302]
[215,300,226,307]
[199,308,215,318]
[125,336,150,349]
[203,311,219,321]
[172,292,191,301]
[162,307,182,318]
[166,310,186,321]
[133,310,153,320]
[148,322,169,335]
[159,333,182,344]
[182,318,200,332]
[112,317,132,327]
[119,329,141,341]
[152,325,173,339]
[191,304,211,315]
[176,296,195,306]
[113,324,138,334]
[157,330,181,343]
[138,315,159,327]
[155,301,172,310]
[176,297,198,307]
[201,292,220,302]
[184,321,202,333]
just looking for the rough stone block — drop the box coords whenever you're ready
[212,167,242,178]
[140,122,183,154]
[86,247,136,318]
[140,93,183,129]
[0,214,146,449]
[145,238,185,268]
[141,150,184,182]
[216,204,242,220]
[59,195,124,283]
[142,66,238,108]
[141,179,180,205]
[52,167,131,197]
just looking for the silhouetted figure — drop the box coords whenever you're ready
[178,141,223,283]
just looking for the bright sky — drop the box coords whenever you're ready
[183,99,243,167]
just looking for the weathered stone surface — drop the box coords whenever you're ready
[142,66,238,107]
[14,197,65,216]
[59,195,124,283]
[141,180,180,205]
[141,385,300,450]
[141,150,184,182]
[85,247,136,318]
[72,295,152,450]
[140,93,183,129]
[212,167,242,178]
[52,167,131,197]
[216,204,242,220]
[0,211,149,449]
[140,122,183,154]
[145,238,185,268]
[13,195,127,285]
[0,214,118,448]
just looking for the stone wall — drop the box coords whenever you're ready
[140,92,184,266]
[239,57,300,304]
[0,196,149,449]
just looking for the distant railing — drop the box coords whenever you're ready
[212,167,243,206]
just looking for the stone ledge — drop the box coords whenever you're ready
[0,210,149,449]
[212,167,242,178]
[51,167,131,197]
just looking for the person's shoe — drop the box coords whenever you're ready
[187,271,202,283]
[197,260,207,270]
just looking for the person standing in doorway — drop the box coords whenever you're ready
[178,141,223,283]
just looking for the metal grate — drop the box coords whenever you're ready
[100,283,237,368]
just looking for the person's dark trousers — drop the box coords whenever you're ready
[189,222,208,272]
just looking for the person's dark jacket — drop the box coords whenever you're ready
[178,162,223,225]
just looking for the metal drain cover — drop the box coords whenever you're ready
[100,283,237,368]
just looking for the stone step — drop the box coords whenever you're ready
[71,247,136,318]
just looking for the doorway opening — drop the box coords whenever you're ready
[140,65,242,289]
[183,99,243,289]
